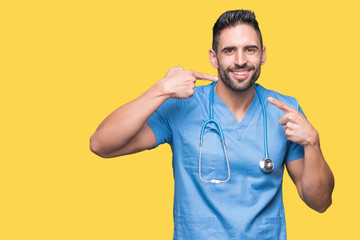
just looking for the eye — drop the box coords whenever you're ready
[224,48,235,55]
[245,48,257,54]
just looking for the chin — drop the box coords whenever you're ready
[228,80,255,92]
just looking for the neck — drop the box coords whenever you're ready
[214,80,256,123]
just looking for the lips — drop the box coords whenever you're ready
[232,70,250,75]
[230,69,252,79]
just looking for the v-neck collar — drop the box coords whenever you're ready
[211,84,259,130]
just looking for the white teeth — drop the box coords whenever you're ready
[233,71,247,75]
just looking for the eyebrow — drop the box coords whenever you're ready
[244,45,259,50]
[221,46,236,53]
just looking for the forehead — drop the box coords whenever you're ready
[218,24,261,49]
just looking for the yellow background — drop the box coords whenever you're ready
[1,0,359,239]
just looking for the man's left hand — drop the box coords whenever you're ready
[267,97,319,146]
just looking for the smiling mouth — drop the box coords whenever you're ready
[228,68,252,80]
[233,71,250,76]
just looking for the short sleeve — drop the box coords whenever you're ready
[284,102,305,163]
[146,99,178,147]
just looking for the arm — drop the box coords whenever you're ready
[90,67,217,158]
[268,97,334,213]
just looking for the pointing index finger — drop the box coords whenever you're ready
[193,71,218,81]
[267,97,295,113]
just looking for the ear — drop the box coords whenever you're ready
[261,46,267,65]
[209,49,219,68]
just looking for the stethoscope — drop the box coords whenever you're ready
[199,82,274,184]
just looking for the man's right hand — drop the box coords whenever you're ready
[159,66,218,99]
[90,66,217,158]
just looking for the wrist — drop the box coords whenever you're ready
[303,129,320,148]
[154,78,174,99]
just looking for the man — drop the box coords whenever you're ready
[90,10,334,240]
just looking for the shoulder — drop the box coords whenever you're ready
[193,84,212,99]
[159,84,211,114]
[176,83,212,105]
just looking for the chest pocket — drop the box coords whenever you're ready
[181,127,228,181]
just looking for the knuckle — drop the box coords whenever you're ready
[289,108,297,114]
[186,70,194,76]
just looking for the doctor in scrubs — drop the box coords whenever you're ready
[90,10,334,240]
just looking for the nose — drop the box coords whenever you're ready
[234,51,247,66]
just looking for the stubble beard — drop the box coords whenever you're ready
[218,62,262,92]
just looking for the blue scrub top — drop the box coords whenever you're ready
[146,84,304,240]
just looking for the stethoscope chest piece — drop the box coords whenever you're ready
[259,158,274,173]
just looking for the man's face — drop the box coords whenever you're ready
[210,24,266,92]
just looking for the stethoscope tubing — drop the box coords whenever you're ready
[255,84,269,159]
[199,82,273,184]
